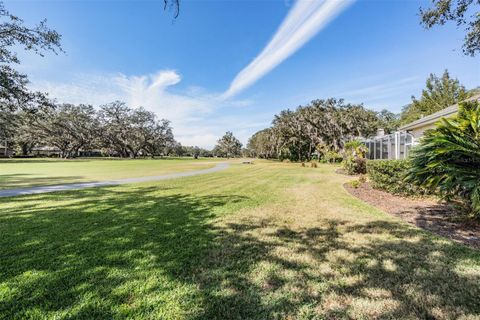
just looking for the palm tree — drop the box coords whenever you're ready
[406,100,480,216]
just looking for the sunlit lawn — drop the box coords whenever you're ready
[0,157,218,190]
[0,161,479,319]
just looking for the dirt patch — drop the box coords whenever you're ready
[345,182,480,249]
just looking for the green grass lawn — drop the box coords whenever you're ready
[0,161,479,319]
[0,158,218,190]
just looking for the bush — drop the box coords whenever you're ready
[406,100,480,216]
[301,162,306,167]
[342,140,367,175]
[367,160,428,196]
[343,157,366,175]
[349,179,361,189]
[310,161,318,168]
[325,151,343,163]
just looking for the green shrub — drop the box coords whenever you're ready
[349,179,361,189]
[343,157,366,175]
[325,151,342,163]
[342,140,367,175]
[406,100,480,216]
[367,160,428,196]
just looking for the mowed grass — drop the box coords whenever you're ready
[0,161,479,319]
[0,158,218,190]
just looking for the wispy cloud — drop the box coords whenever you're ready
[334,76,423,109]
[339,76,420,98]
[33,70,216,122]
[30,70,258,148]
[222,0,354,99]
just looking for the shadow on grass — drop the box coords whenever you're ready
[0,159,95,164]
[1,187,480,319]
[0,186,250,318]
[0,174,86,190]
[193,219,480,319]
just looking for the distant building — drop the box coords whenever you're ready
[31,146,62,157]
[399,94,480,139]
[363,130,415,160]
[364,94,480,160]
[0,142,13,157]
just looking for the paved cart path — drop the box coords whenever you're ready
[0,163,230,198]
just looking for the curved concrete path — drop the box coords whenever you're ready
[0,163,230,198]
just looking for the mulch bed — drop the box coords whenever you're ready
[344,182,480,249]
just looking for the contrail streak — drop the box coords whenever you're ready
[222,0,354,99]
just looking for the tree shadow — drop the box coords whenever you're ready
[1,187,479,319]
[190,218,480,319]
[395,204,480,249]
[0,186,248,318]
[0,159,94,164]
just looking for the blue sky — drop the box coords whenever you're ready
[7,0,480,148]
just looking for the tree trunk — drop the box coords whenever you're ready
[21,144,29,156]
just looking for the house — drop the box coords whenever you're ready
[363,129,415,160]
[364,94,480,160]
[31,146,62,157]
[0,142,13,157]
[399,94,480,139]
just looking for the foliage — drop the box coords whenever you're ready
[342,140,367,175]
[35,104,99,158]
[248,98,391,161]
[214,131,242,158]
[400,70,470,125]
[367,160,428,196]
[0,105,17,140]
[246,128,276,158]
[420,0,480,56]
[5,101,178,159]
[163,0,180,18]
[406,100,480,216]
[343,156,366,175]
[324,150,343,163]
[349,179,361,189]
[0,2,62,113]
[163,144,213,158]
[376,109,400,134]
[96,101,175,159]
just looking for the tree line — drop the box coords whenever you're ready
[246,70,477,162]
[3,101,176,158]
[166,132,243,159]
[2,100,250,159]
[246,98,398,161]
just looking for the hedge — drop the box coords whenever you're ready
[366,159,428,196]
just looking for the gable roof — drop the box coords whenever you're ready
[399,94,480,131]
